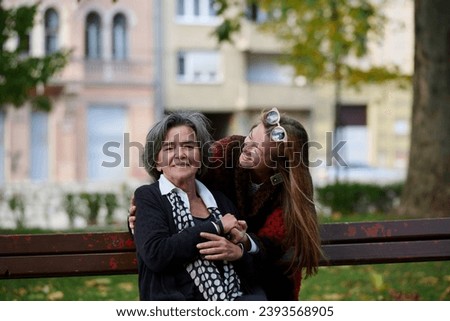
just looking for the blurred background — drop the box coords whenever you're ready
[0,0,421,230]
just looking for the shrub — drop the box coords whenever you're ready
[63,193,79,228]
[316,182,403,215]
[104,193,119,225]
[80,193,103,225]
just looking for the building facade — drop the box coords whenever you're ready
[0,0,413,228]
[0,0,156,228]
[1,0,154,187]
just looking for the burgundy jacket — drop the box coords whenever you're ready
[202,135,301,300]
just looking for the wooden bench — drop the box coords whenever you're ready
[1,218,449,279]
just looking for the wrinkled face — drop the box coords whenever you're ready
[239,122,276,170]
[156,125,201,183]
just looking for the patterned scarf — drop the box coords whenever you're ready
[166,191,242,301]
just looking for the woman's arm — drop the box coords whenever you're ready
[134,185,218,273]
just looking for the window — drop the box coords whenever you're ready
[247,54,294,84]
[177,51,221,83]
[85,12,102,59]
[87,106,126,181]
[338,126,369,167]
[112,13,128,60]
[44,8,59,55]
[30,112,49,181]
[245,2,268,23]
[0,112,4,183]
[336,105,368,167]
[176,0,218,24]
[177,0,185,16]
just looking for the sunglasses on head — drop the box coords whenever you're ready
[265,108,287,142]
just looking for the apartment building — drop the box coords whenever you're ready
[1,0,154,187]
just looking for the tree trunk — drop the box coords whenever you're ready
[398,0,450,217]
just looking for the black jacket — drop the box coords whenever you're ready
[134,182,261,300]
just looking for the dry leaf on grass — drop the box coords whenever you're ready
[118,282,134,292]
[85,278,112,287]
[47,291,64,300]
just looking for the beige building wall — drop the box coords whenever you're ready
[1,0,155,186]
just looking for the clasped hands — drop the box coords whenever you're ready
[128,198,248,262]
[197,213,249,262]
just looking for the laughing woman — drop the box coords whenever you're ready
[133,111,265,301]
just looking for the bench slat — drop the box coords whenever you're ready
[0,232,134,256]
[1,218,449,279]
[321,240,450,266]
[0,253,137,279]
[320,218,450,244]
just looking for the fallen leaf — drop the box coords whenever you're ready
[388,289,420,300]
[17,288,27,296]
[47,291,64,300]
[439,286,450,300]
[370,272,385,291]
[118,282,134,292]
[322,293,345,300]
[85,278,112,287]
[419,276,438,286]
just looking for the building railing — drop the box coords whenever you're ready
[59,58,154,86]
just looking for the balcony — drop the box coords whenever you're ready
[61,58,153,86]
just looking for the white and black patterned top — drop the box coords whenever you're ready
[133,175,247,301]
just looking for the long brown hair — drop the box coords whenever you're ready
[261,111,322,277]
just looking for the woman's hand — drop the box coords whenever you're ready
[128,196,136,234]
[227,220,248,244]
[220,213,239,234]
[197,232,244,261]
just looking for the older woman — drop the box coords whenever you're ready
[134,111,264,301]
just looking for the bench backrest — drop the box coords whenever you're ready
[320,218,450,265]
[1,218,449,279]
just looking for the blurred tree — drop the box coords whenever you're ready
[398,0,450,217]
[214,0,405,85]
[0,1,69,112]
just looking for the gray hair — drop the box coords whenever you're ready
[143,111,213,179]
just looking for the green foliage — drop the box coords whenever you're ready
[6,192,26,229]
[0,1,69,111]
[104,193,119,225]
[80,192,103,225]
[212,0,407,87]
[63,193,79,228]
[62,192,121,227]
[316,182,403,215]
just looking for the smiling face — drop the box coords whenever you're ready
[239,122,276,171]
[156,125,201,185]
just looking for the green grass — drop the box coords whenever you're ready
[1,262,448,301]
[0,275,139,301]
[300,261,450,301]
